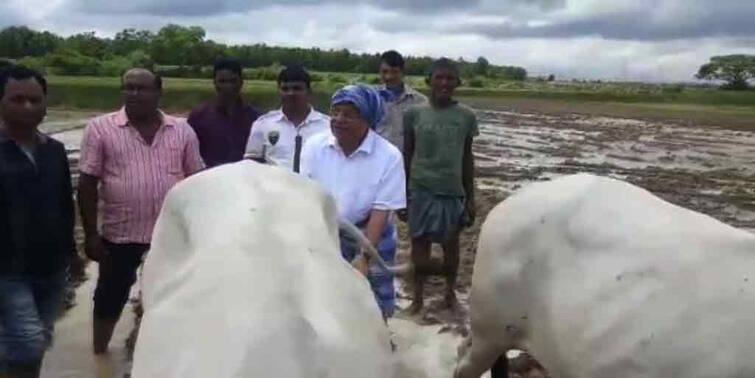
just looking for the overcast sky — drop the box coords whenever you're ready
[2,0,754,82]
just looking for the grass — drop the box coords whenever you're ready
[47,76,282,112]
[45,75,755,129]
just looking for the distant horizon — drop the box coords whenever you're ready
[0,24,734,86]
[2,0,754,83]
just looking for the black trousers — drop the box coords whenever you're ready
[93,240,149,320]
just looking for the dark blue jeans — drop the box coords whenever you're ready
[0,271,65,370]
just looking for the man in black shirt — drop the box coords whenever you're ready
[0,66,75,378]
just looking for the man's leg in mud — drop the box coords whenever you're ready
[409,236,432,315]
[441,232,461,309]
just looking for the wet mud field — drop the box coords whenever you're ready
[393,109,754,377]
[40,107,755,377]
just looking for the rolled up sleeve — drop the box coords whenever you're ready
[183,127,205,174]
[373,153,406,211]
[78,121,104,178]
[244,121,265,159]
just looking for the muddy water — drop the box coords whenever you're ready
[41,266,137,378]
[38,108,754,377]
[474,110,755,232]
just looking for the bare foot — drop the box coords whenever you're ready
[407,300,424,315]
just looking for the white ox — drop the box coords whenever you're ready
[131,161,395,378]
[456,173,755,378]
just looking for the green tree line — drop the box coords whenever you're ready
[0,24,528,81]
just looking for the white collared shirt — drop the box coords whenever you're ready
[300,130,406,224]
[244,108,330,170]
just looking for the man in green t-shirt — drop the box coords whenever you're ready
[402,58,478,313]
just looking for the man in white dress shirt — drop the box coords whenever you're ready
[245,66,329,172]
[301,84,406,319]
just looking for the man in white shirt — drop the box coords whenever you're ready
[302,123,405,227]
[301,84,406,319]
[245,66,329,172]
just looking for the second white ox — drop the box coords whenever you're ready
[456,173,755,378]
[131,161,395,378]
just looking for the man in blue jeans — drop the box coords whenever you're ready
[0,66,75,377]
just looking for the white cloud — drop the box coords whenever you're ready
[1,0,754,82]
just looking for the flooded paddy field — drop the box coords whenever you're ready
[40,106,754,377]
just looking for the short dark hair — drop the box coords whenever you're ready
[380,50,405,70]
[213,58,243,77]
[121,68,163,91]
[0,65,47,99]
[427,57,460,80]
[277,65,311,89]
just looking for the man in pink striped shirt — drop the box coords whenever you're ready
[77,68,204,355]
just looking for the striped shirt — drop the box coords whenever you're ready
[79,108,205,244]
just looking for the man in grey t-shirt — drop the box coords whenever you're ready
[375,50,427,152]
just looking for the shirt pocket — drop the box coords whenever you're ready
[353,181,380,220]
[159,147,184,175]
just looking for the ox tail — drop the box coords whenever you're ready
[338,220,412,276]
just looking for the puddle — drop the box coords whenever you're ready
[474,109,755,232]
[41,266,137,378]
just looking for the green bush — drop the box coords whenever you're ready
[327,74,347,84]
[44,76,336,112]
[126,50,155,71]
[97,51,157,77]
[368,76,381,85]
[242,66,280,81]
[46,50,100,76]
[17,56,47,74]
[468,78,485,88]
[98,56,131,76]
[156,65,204,78]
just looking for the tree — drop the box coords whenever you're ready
[1,24,532,81]
[65,32,110,59]
[475,56,490,76]
[493,66,528,81]
[111,28,154,56]
[0,26,62,58]
[696,55,755,90]
[150,24,207,66]
[191,40,226,67]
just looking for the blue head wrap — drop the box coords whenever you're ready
[331,84,385,130]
